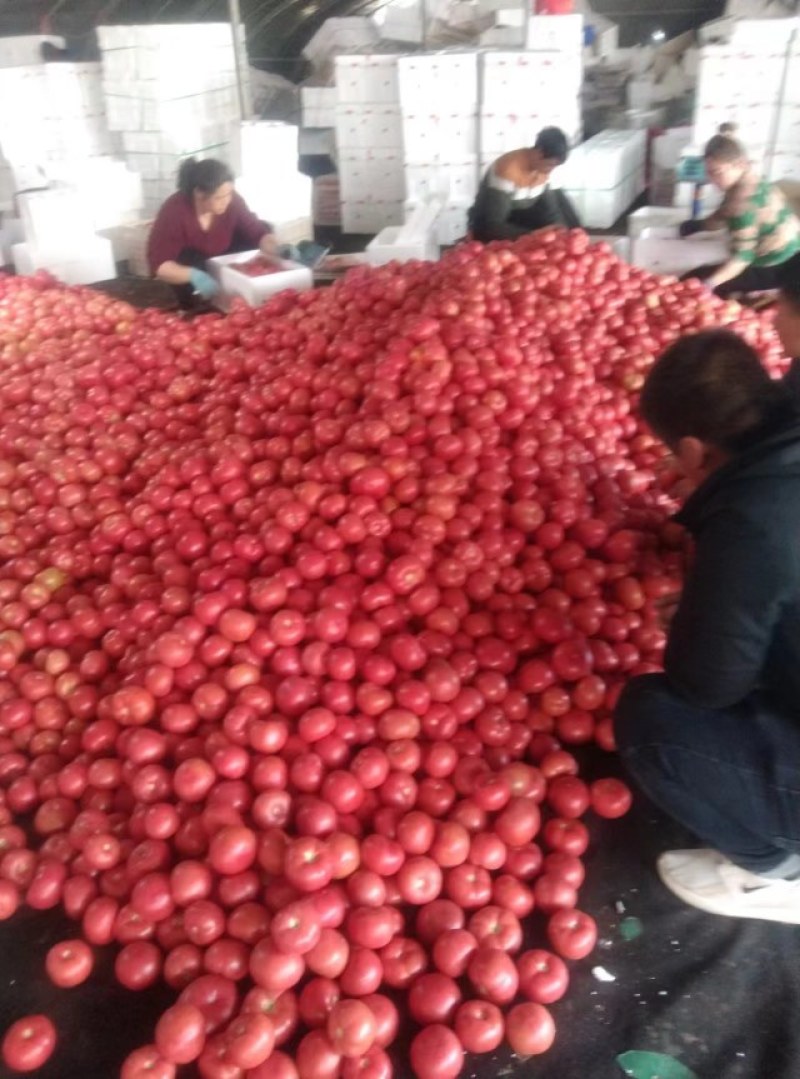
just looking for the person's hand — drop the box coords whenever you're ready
[188,268,219,300]
[679,219,705,238]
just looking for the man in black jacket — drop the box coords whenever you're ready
[468,127,581,243]
[615,316,800,923]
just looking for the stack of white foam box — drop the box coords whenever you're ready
[399,53,479,246]
[301,86,337,129]
[12,189,116,285]
[335,54,405,233]
[236,122,312,243]
[480,50,583,179]
[628,208,729,277]
[557,129,647,229]
[42,64,117,162]
[693,36,788,177]
[771,32,800,183]
[99,24,243,218]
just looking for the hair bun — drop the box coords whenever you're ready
[718,122,737,135]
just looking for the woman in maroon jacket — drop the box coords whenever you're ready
[147,157,278,307]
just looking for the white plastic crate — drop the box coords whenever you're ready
[207,251,313,309]
[526,14,584,53]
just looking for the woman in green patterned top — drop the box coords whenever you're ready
[679,127,800,298]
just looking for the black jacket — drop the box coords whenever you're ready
[666,383,800,713]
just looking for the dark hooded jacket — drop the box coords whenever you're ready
[666,363,800,712]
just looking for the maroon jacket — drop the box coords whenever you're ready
[147,191,272,274]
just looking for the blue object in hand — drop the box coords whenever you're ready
[189,267,219,299]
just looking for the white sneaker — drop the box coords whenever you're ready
[657,848,800,925]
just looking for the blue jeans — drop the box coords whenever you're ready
[615,674,800,874]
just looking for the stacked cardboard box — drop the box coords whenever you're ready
[98,23,244,218]
[335,55,405,233]
[400,52,479,245]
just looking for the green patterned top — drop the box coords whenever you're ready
[715,173,800,267]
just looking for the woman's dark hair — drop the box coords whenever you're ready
[704,124,745,164]
[640,330,794,454]
[535,127,569,165]
[177,157,234,198]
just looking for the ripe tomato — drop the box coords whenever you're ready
[547,908,598,961]
[590,777,633,819]
[505,1002,556,1055]
[516,949,570,1004]
[45,939,93,988]
[154,1003,206,1064]
[410,1024,463,1079]
[2,1015,57,1073]
[454,999,505,1054]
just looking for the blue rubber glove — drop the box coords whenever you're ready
[189,267,219,299]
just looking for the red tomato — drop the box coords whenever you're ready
[408,972,462,1024]
[326,999,377,1058]
[410,1024,463,1079]
[154,1003,206,1064]
[547,908,598,960]
[590,777,633,818]
[2,1015,57,1073]
[467,946,519,1005]
[45,938,93,988]
[516,949,570,1004]
[504,1002,556,1055]
[454,999,505,1054]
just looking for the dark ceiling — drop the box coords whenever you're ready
[0,0,727,75]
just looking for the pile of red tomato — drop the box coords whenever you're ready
[0,229,785,1077]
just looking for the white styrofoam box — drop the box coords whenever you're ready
[341,199,404,233]
[557,129,646,191]
[730,17,800,50]
[480,27,524,47]
[652,128,693,171]
[240,122,298,177]
[335,55,400,105]
[480,112,581,157]
[299,128,336,157]
[481,52,582,109]
[17,189,97,257]
[336,106,404,151]
[495,9,525,29]
[564,184,622,230]
[673,181,724,217]
[631,231,730,277]
[403,112,479,161]
[627,206,686,239]
[398,53,479,113]
[0,35,64,68]
[209,252,313,309]
[693,102,777,152]
[303,17,379,66]
[403,158,479,204]
[405,199,471,246]
[302,86,337,128]
[695,47,785,108]
[276,218,314,245]
[367,225,438,265]
[12,236,116,285]
[526,14,584,53]
[236,172,312,232]
[379,5,424,44]
[339,151,405,203]
[770,150,800,182]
